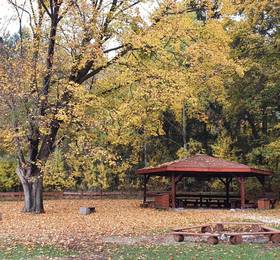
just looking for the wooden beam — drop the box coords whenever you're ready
[171,174,176,208]
[143,175,150,204]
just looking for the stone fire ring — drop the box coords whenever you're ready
[171,222,280,245]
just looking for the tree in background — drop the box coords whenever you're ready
[0,0,150,213]
[43,149,75,191]
[92,0,238,178]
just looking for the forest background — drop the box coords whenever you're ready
[0,0,279,204]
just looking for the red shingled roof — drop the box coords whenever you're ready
[136,154,272,177]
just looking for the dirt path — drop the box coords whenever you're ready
[234,212,280,225]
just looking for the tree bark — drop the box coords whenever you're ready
[22,180,32,212]
[16,167,45,213]
[245,111,259,141]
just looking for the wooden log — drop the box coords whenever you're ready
[173,234,184,242]
[229,235,243,245]
[218,222,263,225]
[261,226,280,232]
[171,232,220,237]
[201,226,212,233]
[172,224,212,232]
[207,236,219,245]
[172,231,280,237]
[251,224,262,232]
[172,222,264,232]
[225,231,280,236]
[270,234,280,243]
[214,223,224,232]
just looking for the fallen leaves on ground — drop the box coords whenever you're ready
[0,199,279,251]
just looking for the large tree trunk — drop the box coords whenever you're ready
[16,167,44,213]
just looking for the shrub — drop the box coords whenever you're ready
[0,158,19,191]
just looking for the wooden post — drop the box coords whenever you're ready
[171,174,176,208]
[238,177,245,209]
[143,175,149,204]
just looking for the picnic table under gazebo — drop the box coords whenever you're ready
[136,154,273,209]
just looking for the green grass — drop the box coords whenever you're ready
[113,243,280,260]
[0,244,77,260]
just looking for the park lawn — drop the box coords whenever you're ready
[0,244,77,260]
[0,199,280,258]
[113,243,280,260]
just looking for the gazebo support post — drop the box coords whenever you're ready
[143,175,150,204]
[171,174,177,208]
[238,177,245,209]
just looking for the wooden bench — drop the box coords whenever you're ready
[146,191,242,209]
[176,198,226,208]
[176,192,240,208]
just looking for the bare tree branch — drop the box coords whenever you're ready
[78,45,133,83]
[104,44,124,53]
[38,0,52,18]
[8,0,35,35]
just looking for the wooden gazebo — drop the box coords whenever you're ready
[136,154,273,209]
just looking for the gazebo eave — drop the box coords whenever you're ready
[136,167,272,177]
